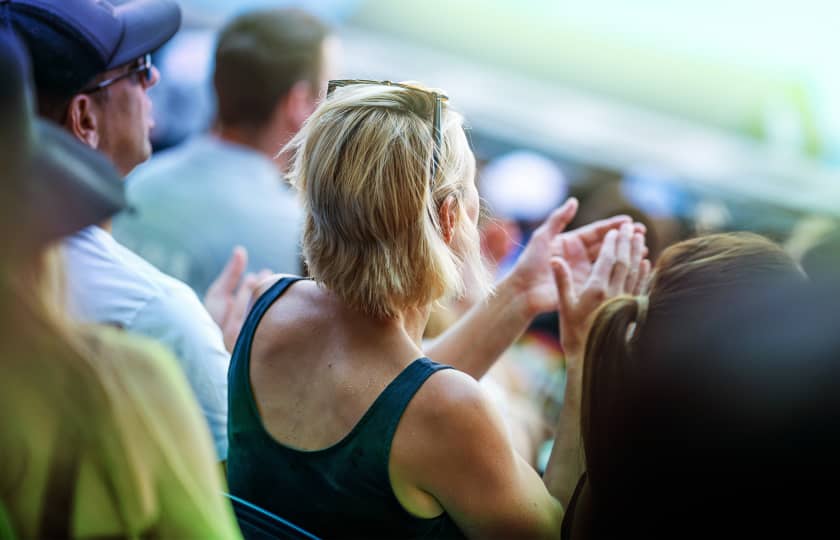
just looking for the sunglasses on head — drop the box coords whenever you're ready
[327,79,449,188]
[82,54,153,94]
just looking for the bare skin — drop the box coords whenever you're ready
[247,204,648,539]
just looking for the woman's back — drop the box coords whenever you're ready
[0,324,240,538]
[227,277,465,539]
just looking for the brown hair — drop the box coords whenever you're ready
[213,8,329,132]
[575,232,806,535]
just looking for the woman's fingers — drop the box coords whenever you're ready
[609,224,633,294]
[543,197,579,237]
[625,232,646,293]
[578,229,617,312]
[551,256,575,319]
[635,259,652,296]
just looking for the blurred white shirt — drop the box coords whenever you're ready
[62,225,229,460]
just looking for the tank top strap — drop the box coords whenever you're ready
[355,357,454,466]
[247,276,305,328]
[228,276,306,431]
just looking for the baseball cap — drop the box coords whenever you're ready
[0,29,125,252]
[3,0,181,97]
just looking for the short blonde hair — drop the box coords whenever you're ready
[285,82,488,319]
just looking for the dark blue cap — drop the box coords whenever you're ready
[3,0,180,97]
[0,28,126,252]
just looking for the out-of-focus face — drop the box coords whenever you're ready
[91,58,160,176]
[453,169,494,303]
[317,36,342,99]
[464,179,480,227]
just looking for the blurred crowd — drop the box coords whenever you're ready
[1,1,838,539]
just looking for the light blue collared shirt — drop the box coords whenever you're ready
[113,135,304,297]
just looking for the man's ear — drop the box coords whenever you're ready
[282,80,318,133]
[65,94,100,149]
[438,195,460,245]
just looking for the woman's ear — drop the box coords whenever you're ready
[438,195,459,245]
[65,94,100,149]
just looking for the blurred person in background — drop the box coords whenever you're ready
[424,204,545,467]
[800,228,840,283]
[480,150,570,278]
[560,233,825,539]
[114,8,337,296]
[479,152,649,467]
[478,149,570,388]
[0,29,240,539]
[6,0,251,461]
[227,80,648,538]
[785,214,840,284]
[574,177,682,264]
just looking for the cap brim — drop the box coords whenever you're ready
[26,120,126,244]
[109,0,181,69]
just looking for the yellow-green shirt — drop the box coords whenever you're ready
[0,325,241,539]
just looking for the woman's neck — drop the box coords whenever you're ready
[398,304,433,348]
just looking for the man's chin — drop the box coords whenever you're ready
[122,145,153,176]
[141,140,153,163]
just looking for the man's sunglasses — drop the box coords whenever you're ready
[327,79,448,188]
[82,54,153,94]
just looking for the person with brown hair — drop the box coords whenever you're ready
[0,29,240,538]
[227,80,649,539]
[559,232,812,539]
[115,7,337,296]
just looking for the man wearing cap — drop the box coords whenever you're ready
[0,28,240,537]
[5,0,232,460]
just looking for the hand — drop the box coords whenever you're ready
[204,246,272,352]
[217,269,272,352]
[558,217,647,297]
[204,246,248,331]
[552,223,651,364]
[507,197,640,316]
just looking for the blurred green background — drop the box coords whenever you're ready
[349,0,840,160]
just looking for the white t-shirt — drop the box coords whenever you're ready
[63,226,229,459]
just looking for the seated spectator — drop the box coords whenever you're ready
[785,215,840,284]
[7,0,250,459]
[561,232,819,538]
[0,29,239,538]
[227,80,648,538]
[801,228,840,283]
[115,8,337,296]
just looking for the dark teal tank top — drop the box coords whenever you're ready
[227,277,466,539]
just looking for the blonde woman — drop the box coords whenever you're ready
[0,31,240,539]
[227,80,647,538]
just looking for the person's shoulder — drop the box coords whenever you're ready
[63,229,171,325]
[252,273,308,299]
[405,365,493,427]
[130,273,231,371]
[76,324,185,393]
[391,363,520,495]
[139,273,217,332]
